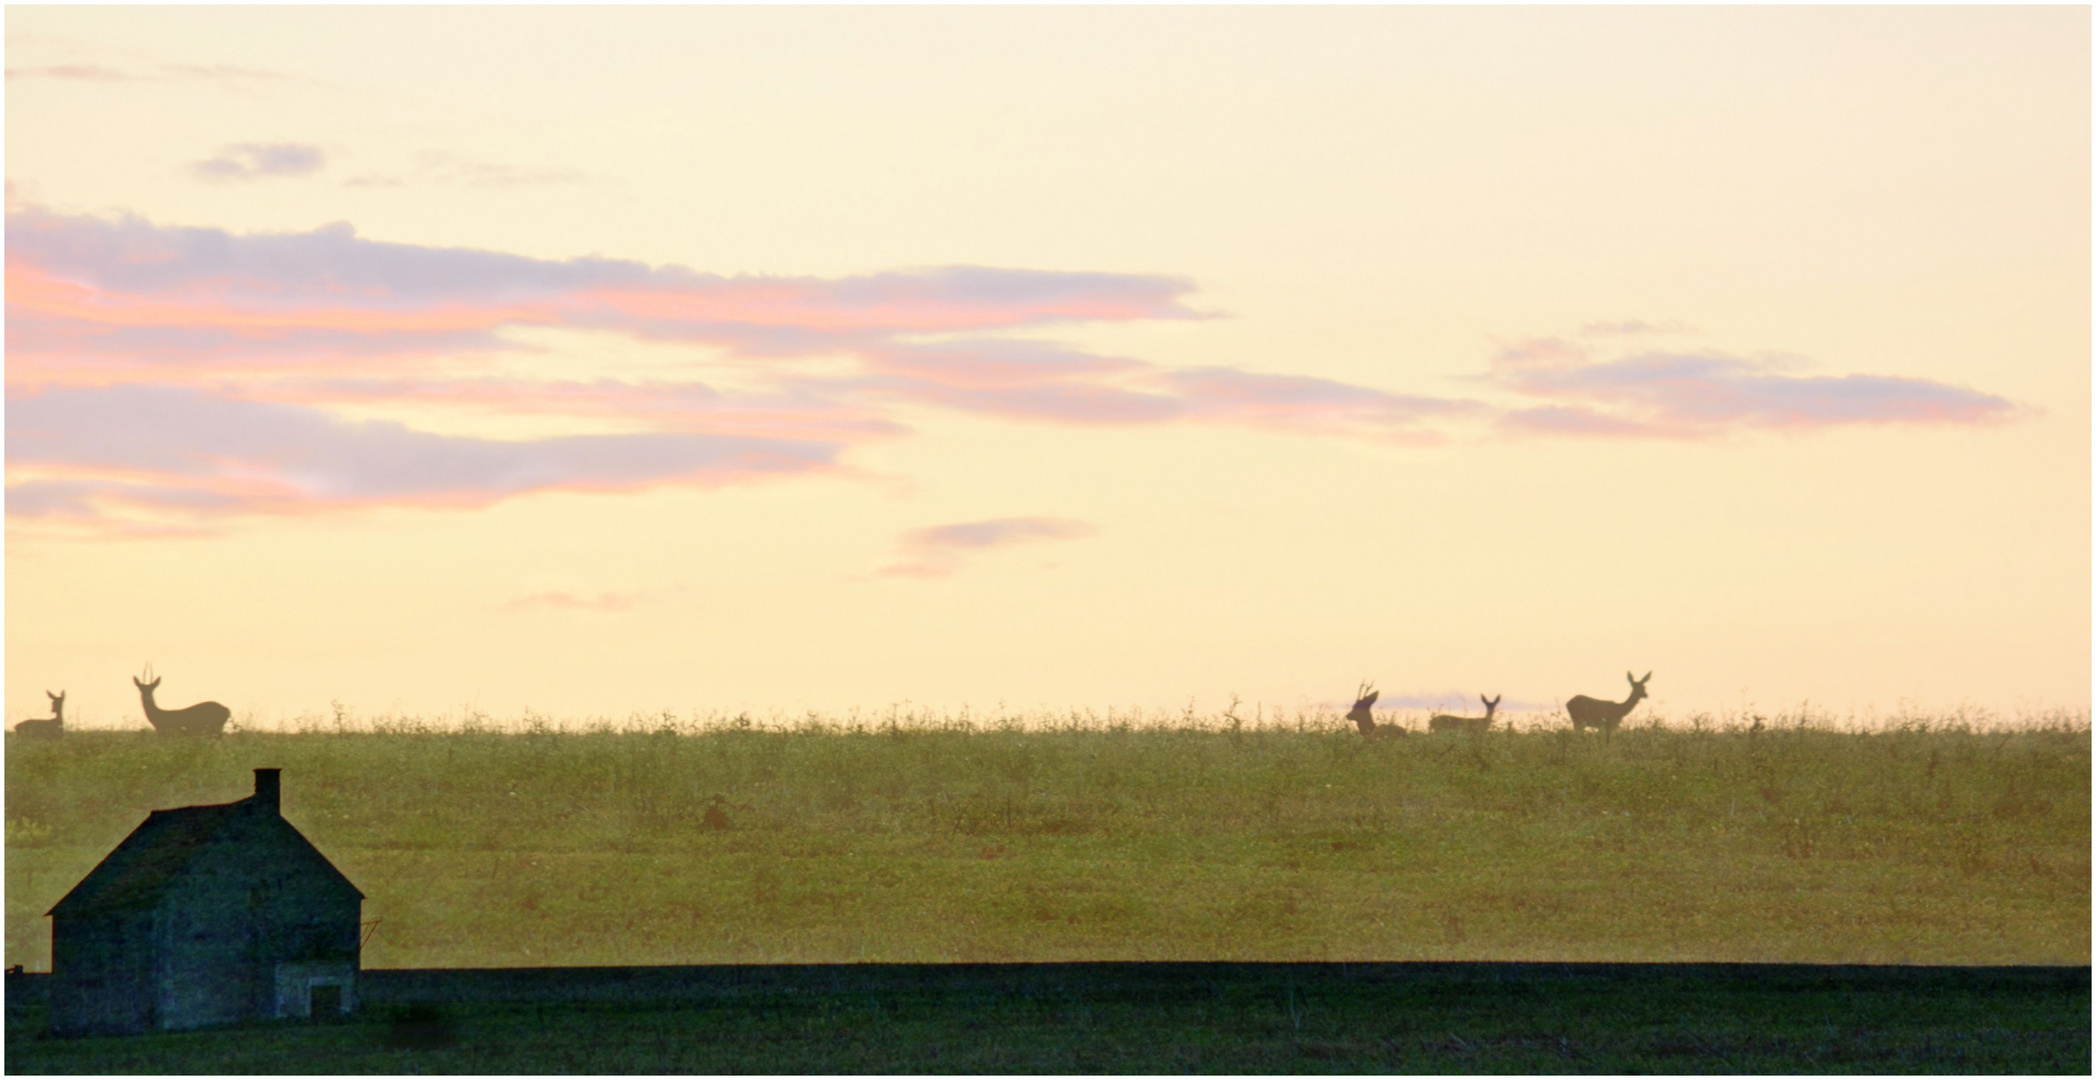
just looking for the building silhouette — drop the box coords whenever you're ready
[46,769,363,1035]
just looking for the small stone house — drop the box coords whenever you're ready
[47,769,364,1035]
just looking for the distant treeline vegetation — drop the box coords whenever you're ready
[7,711,2088,972]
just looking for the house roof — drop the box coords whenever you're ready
[48,795,363,917]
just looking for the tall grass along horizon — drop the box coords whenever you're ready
[20,700,2092,736]
[7,711,2088,973]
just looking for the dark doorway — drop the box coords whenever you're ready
[310,984,342,1020]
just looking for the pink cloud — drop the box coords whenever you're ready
[4,209,1203,371]
[1490,337,2017,439]
[191,143,327,182]
[6,384,844,532]
[289,376,906,444]
[1576,319,1691,338]
[863,339,1150,388]
[879,517,1097,579]
[1163,367,1484,444]
[5,64,134,82]
[345,151,589,190]
[6,62,293,87]
[504,590,647,613]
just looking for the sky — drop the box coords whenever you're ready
[5,7,2088,728]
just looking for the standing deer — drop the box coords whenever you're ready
[1347,681,1404,739]
[134,665,231,737]
[1566,671,1650,743]
[1430,694,1501,734]
[15,691,65,738]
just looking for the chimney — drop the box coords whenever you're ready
[253,768,281,814]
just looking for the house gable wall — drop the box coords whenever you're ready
[152,813,363,1029]
[153,849,262,1030]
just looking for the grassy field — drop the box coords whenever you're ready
[6,963,2089,1073]
[6,711,2089,970]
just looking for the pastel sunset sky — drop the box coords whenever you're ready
[6,7,2088,727]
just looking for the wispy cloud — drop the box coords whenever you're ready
[5,63,133,83]
[344,151,589,190]
[879,517,1097,579]
[1489,335,2018,439]
[1162,367,1485,444]
[504,590,648,613]
[7,62,293,88]
[191,143,326,182]
[1575,319,1692,338]
[161,63,296,87]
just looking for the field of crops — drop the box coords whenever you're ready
[6,710,2089,971]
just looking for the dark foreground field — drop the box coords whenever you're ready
[5,962,2090,1073]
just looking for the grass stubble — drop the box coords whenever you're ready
[5,707,2088,1071]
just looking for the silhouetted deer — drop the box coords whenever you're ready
[1347,681,1404,739]
[134,665,231,736]
[1566,671,1650,743]
[1430,694,1500,734]
[15,691,65,738]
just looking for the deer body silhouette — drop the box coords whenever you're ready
[1348,682,1404,739]
[134,667,230,737]
[15,691,65,739]
[1430,694,1500,734]
[1566,671,1650,742]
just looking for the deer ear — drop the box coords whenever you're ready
[1641,671,1652,682]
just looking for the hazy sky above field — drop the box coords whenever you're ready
[6,7,2088,727]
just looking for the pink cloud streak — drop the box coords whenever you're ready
[879,517,1097,579]
[6,384,845,534]
[504,590,647,613]
[1489,337,2017,439]
[5,210,1201,367]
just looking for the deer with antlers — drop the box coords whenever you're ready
[1347,681,1405,739]
[1565,671,1650,743]
[15,691,65,739]
[134,665,231,737]
[1429,694,1501,734]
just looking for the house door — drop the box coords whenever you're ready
[310,984,342,1020]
